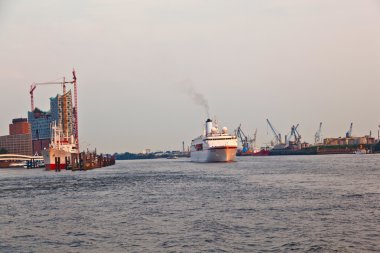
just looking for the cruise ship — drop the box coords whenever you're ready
[190,119,238,162]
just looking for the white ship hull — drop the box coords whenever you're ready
[42,148,72,170]
[191,147,237,162]
[190,118,238,163]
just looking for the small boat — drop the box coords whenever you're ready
[9,162,27,168]
[354,149,367,154]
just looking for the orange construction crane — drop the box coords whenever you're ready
[29,80,68,133]
[72,69,79,152]
[29,70,78,151]
[29,80,66,112]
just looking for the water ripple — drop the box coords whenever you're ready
[1,155,380,252]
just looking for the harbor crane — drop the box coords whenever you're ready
[346,122,353,138]
[235,124,255,152]
[286,124,301,146]
[266,119,282,146]
[314,122,323,144]
[253,128,257,148]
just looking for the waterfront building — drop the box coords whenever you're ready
[28,108,53,155]
[0,118,32,156]
[50,90,74,137]
[9,118,31,135]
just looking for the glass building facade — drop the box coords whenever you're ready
[28,90,74,154]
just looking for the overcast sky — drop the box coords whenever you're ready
[1,0,380,153]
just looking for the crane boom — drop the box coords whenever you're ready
[293,124,301,142]
[236,124,249,152]
[314,122,323,144]
[294,124,300,136]
[286,124,301,146]
[29,84,37,112]
[266,119,281,145]
[349,123,353,136]
[29,79,74,111]
[346,122,353,138]
[34,81,64,85]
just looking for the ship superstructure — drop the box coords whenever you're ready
[190,119,237,162]
[42,121,77,170]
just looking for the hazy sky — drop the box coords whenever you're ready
[1,0,380,153]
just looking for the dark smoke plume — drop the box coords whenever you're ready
[180,79,210,118]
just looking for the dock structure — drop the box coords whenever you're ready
[0,152,115,170]
[0,154,43,168]
[69,151,115,171]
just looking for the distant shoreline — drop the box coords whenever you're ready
[115,152,189,160]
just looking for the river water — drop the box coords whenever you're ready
[0,155,379,252]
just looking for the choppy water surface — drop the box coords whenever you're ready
[1,155,380,252]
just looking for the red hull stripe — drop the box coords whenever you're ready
[208,146,237,150]
[45,164,67,170]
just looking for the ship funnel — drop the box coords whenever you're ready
[205,119,213,136]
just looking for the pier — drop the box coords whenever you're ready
[0,154,43,168]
